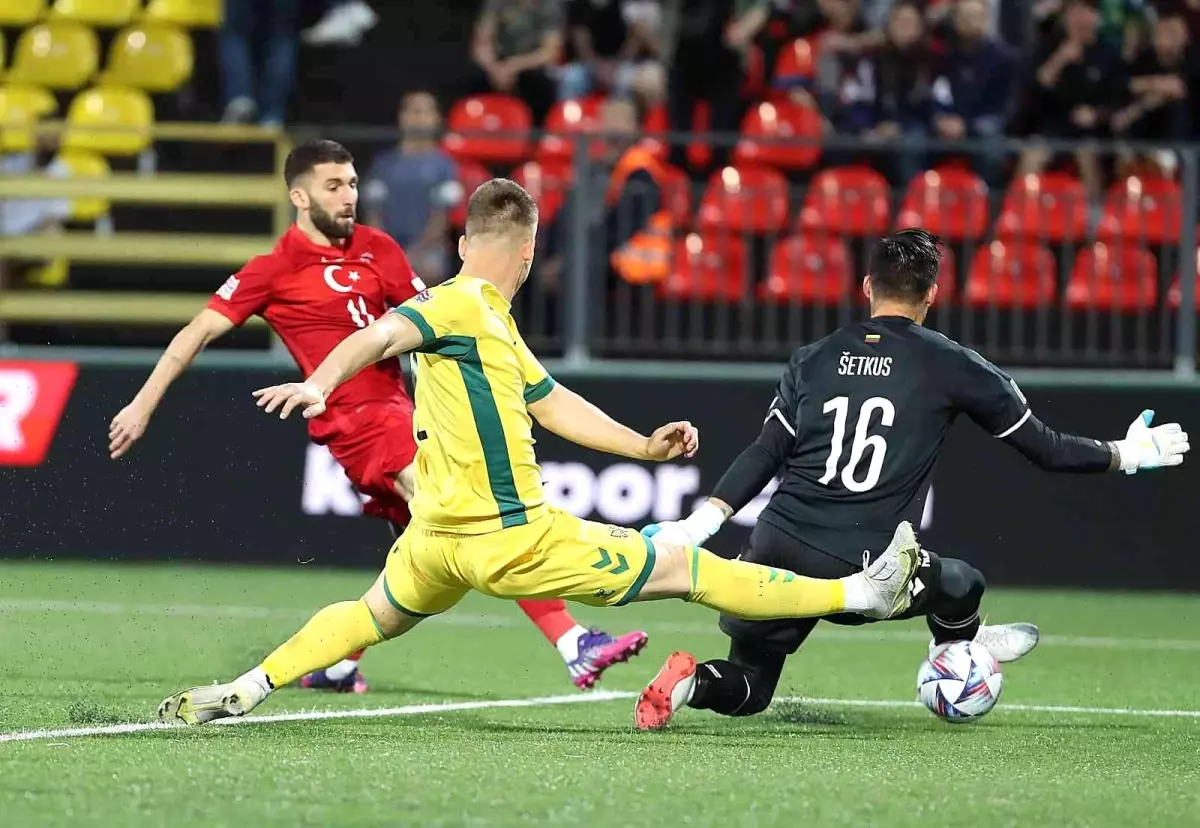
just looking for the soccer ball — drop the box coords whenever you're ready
[917,640,1003,723]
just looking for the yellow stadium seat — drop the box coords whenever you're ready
[54,148,112,221]
[142,0,222,28]
[5,84,59,117]
[49,0,140,27]
[8,22,100,91]
[62,85,153,156]
[99,26,193,93]
[0,0,47,27]
[0,86,42,153]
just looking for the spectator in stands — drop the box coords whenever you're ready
[559,1,666,108]
[812,0,876,128]
[867,1,936,185]
[219,0,302,126]
[1112,12,1198,174]
[1017,0,1125,204]
[470,0,565,125]
[1033,0,1152,59]
[931,0,1018,185]
[302,0,379,47]
[363,92,462,285]
[667,0,767,171]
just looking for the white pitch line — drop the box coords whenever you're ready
[0,690,634,744]
[775,696,1200,719]
[4,598,1200,652]
[4,690,1199,745]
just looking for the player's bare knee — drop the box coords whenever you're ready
[637,540,694,599]
[362,573,413,638]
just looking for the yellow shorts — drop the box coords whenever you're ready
[381,507,658,617]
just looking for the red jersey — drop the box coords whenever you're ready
[207,224,421,444]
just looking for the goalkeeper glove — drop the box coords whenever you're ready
[1113,409,1190,475]
[641,501,727,546]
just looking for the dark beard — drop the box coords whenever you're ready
[310,203,354,240]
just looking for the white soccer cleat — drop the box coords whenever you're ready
[931,622,1040,664]
[635,651,698,731]
[859,521,923,620]
[157,677,269,725]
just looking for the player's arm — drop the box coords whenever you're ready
[108,312,233,459]
[528,383,698,462]
[252,312,425,420]
[954,351,1189,474]
[645,349,805,545]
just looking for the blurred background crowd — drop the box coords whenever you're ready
[1,0,1198,368]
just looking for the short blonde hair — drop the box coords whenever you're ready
[465,178,539,238]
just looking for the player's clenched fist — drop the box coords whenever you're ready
[646,421,699,461]
[253,381,328,420]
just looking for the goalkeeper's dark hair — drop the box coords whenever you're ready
[867,228,944,302]
[284,139,354,188]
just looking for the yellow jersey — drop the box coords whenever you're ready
[392,274,556,534]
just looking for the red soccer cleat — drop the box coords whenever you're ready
[635,651,698,731]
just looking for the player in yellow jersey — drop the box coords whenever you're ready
[156,179,924,728]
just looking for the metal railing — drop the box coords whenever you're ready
[2,123,1196,376]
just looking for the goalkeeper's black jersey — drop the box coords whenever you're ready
[756,316,1034,561]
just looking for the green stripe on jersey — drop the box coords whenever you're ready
[523,376,556,405]
[458,342,528,528]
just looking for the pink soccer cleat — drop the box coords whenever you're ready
[299,667,369,694]
[635,650,698,731]
[567,629,648,690]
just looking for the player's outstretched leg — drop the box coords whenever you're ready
[157,572,418,725]
[518,598,648,690]
[633,522,923,730]
[923,558,1039,663]
[637,520,923,621]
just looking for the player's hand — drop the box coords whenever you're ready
[1115,409,1190,474]
[252,381,328,420]
[640,521,693,545]
[645,421,698,461]
[108,402,151,459]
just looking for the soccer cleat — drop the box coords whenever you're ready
[859,520,923,620]
[567,629,648,690]
[932,622,1040,664]
[635,651,698,731]
[299,668,369,694]
[156,677,268,726]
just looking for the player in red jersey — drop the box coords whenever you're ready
[109,139,647,693]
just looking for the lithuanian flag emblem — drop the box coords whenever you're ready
[865,333,881,344]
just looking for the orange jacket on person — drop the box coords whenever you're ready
[605,145,673,285]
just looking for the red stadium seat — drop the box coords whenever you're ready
[657,233,748,302]
[448,159,491,228]
[510,160,571,225]
[1096,176,1182,245]
[995,172,1089,242]
[773,37,817,89]
[741,44,765,98]
[442,94,531,165]
[965,241,1057,309]
[1065,243,1158,311]
[688,101,712,170]
[760,233,852,304]
[896,168,989,240]
[658,161,693,226]
[733,100,822,170]
[642,103,668,161]
[797,165,890,236]
[697,165,790,234]
[535,96,603,168]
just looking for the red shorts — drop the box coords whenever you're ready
[319,399,417,528]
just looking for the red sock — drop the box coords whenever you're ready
[518,599,578,645]
[346,649,365,662]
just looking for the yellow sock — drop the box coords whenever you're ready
[260,600,385,688]
[685,546,847,620]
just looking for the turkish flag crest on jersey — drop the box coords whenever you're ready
[0,361,79,467]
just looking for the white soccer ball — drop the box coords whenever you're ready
[917,640,1003,723]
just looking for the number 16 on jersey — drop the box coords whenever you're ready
[818,396,895,492]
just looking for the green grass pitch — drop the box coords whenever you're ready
[1,560,1198,827]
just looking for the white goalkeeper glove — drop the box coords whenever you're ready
[641,501,728,546]
[1113,409,1190,475]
